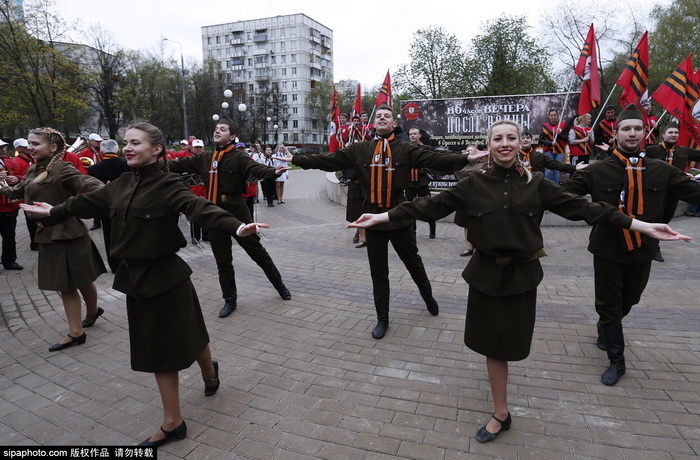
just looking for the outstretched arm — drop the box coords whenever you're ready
[630,219,691,242]
[347,212,389,228]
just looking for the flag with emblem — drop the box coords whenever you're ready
[617,31,650,115]
[375,70,392,108]
[651,54,700,146]
[350,83,362,120]
[329,85,341,151]
[575,24,600,115]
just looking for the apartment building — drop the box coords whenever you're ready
[201,14,333,146]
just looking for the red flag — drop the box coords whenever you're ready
[329,85,341,152]
[375,71,392,108]
[651,54,700,146]
[350,84,362,120]
[617,32,650,115]
[575,24,600,115]
[674,66,700,148]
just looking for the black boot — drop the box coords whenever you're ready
[372,300,390,339]
[417,281,439,316]
[218,273,237,318]
[596,321,606,351]
[600,324,626,386]
[263,264,291,300]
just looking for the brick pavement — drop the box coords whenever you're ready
[1,168,699,459]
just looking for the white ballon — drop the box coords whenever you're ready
[221,102,229,109]
[212,114,220,121]
[238,103,247,112]
[223,89,233,98]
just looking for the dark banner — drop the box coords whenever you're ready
[400,92,580,151]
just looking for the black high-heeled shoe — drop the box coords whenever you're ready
[204,360,220,397]
[138,420,187,447]
[82,307,104,328]
[475,412,511,443]
[48,333,86,352]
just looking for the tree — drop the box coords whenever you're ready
[465,15,557,96]
[86,26,126,139]
[0,0,90,135]
[188,58,224,144]
[648,0,700,90]
[306,77,333,143]
[394,26,467,99]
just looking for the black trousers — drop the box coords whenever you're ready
[593,255,652,327]
[0,211,18,265]
[365,224,431,315]
[405,185,435,234]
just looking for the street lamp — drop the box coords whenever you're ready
[265,117,271,145]
[163,37,188,139]
[273,124,279,143]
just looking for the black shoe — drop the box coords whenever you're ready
[352,235,360,244]
[219,301,237,318]
[355,241,367,248]
[48,333,86,352]
[268,202,275,207]
[460,249,474,257]
[3,262,23,270]
[429,232,436,239]
[475,413,512,443]
[425,297,439,316]
[82,307,104,328]
[89,223,101,230]
[204,360,220,397]
[276,284,292,300]
[372,320,389,340]
[654,249,664,262]
[139,420,187,447]
[601,362,626,386]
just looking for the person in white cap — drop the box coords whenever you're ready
[79,134,104,230]
[0,139,25,270]
[11,139,38,250]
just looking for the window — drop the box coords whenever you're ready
[207,37,211,45]
[282,121,288,128]
[216,48,221,56]
[216,36,220,44]
[283,133,289,142]
[280,41,286,50]
[281,55,286,63]
[292,67,297,75]
[281,81,287,89]
[293,120,299,128]
[271,56,276,64]
[292,107,298,114]
[281,68,287,76]
[312,120,318,129]
[249,84,254,91]
[292,94,298,101]
[248,58,252,66]
[281,94,288,101]
[291,54,296,63]
[292,81,298,89]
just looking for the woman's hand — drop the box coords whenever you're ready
[346,212,389,228]
[275,166,292,176]
[239,222,271,237]
[630,219,692,241]
[277,153,294,162]
[19,201,53,216]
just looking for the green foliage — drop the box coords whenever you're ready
[394,26,467,99]
[466,16,557,96]
[306,77,333,137]
[648,0,700,90]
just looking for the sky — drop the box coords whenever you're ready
[52,0,662,89]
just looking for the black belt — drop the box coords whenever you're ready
[219,194,241,203]
[35,215,72,229]
[492,248,548,266]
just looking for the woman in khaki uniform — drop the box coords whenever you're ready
[349,120,687,443]
[1,128,106,351]
[23,123,269,447]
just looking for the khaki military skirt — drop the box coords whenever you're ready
[126,278,210,373]
[464,286,537,361]
[37,234,106,291]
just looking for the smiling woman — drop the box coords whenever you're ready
[348,118,684,444]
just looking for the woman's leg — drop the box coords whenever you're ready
[464,228,473,252]
[78,283,98,318]
[145,372,183,442]
[485,357,509,432]
[59,290,84,341]
[276,182,284,202]
[196,345,216,381]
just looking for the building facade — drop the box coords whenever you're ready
[201,14,333,146]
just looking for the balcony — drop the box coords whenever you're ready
[253,34,268,43]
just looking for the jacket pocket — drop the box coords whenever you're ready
[131,207,165,221]
[467,205,492,218]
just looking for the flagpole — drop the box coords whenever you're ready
[592,89,616,128]
[553,82,575,146]
[645,109,668,141]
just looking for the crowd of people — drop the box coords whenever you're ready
[1,101,700,446]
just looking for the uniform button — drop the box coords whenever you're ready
[504,192,508,195]
[529,212,533,216]
[504,179,508,183]
[504,205,508,209]
[145,214,150,218]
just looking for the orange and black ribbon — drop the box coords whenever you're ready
[660,141,675,164]
[207,144,235,204]
[369,133,395,208]
[519,147,533,172]
[611,148,645,251]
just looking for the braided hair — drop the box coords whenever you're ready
[128,122,169,172]
[29,128,67,183]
